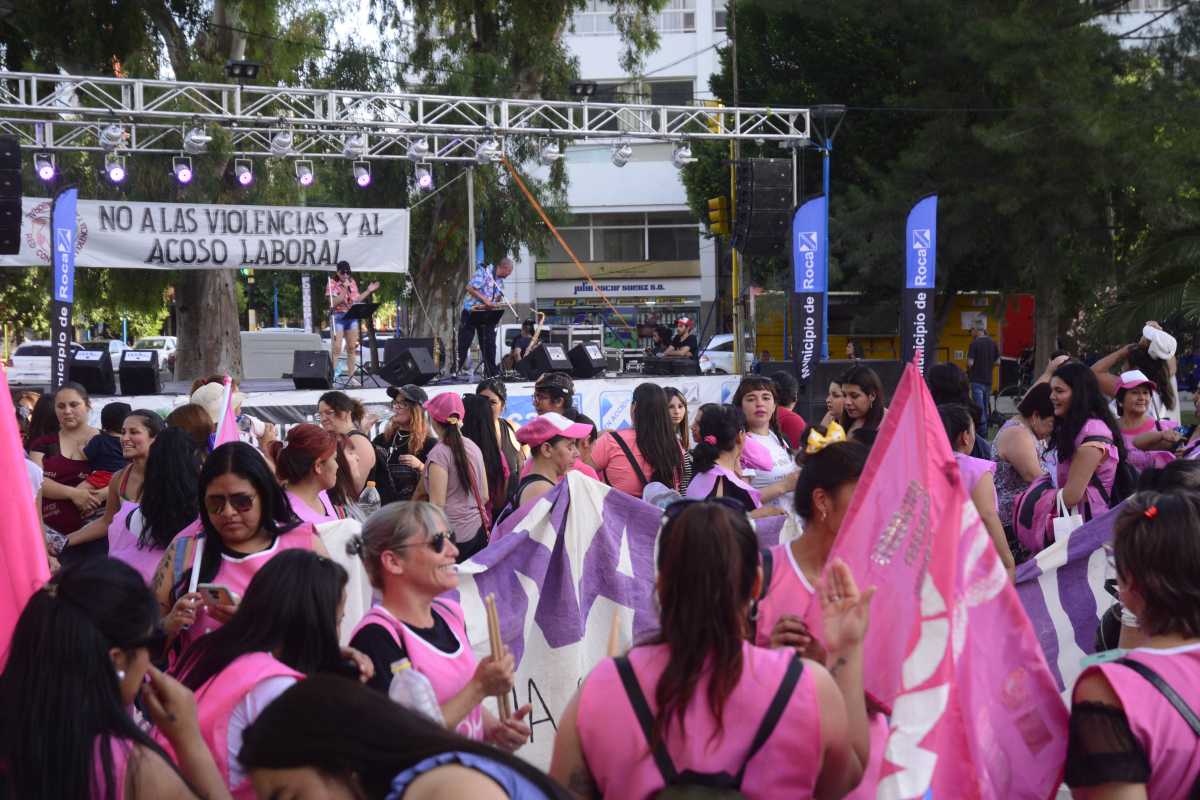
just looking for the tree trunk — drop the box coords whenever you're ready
[175,270,244,379]
[1034,276,1061,375]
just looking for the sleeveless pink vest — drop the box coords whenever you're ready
[91,736,132,799]
[349,601,485,740]
[576,641,822,799]
[1093,644,1200,794]
[176,525,315,652]
[107,500,165,585]
[191,652,304,799]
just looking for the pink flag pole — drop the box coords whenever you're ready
[0,368,52,661]
[212,375,239,447]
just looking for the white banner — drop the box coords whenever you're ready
[0,198,409,273]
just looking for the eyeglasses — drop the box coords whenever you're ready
[394,531,456,554]
[205,492,256,515]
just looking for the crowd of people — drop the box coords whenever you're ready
[6,318,1200,798]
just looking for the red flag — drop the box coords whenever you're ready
[0,368,51,660]
[805,364,1067,798]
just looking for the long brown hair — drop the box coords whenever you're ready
[647,501,758,746]
[401,400,429,455]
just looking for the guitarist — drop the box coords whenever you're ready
[457,257,512,377]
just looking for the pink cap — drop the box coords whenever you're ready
[1116,369,1157,393]
[517,412,593,447]
[425,392,465,424]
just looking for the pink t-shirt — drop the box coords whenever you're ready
[1057,418,1118,515]
[286,489,338,525]
[577,641,822,798]
[107,499,165,585]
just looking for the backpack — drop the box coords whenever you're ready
[1012,474,1058,555]
[613,652,803,798]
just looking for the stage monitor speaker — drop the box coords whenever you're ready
[380,345,438,386]
[71,349,116,395]
[292,350,333,390]
[384,337,436,365]
[568,343,606,379]
[517,344,573,381]
[670,359,701,376]
[118,350,161,395]
[797,359,905,426]
[732,158,792,258]
[0,136,20,255]
[642,356,671,376]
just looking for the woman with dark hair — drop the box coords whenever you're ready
[993,382,1054,553]
[318,390,375,493]
[28,382,104,544]
[1111,370,1178,471]
[926,362,991,458]
[838,366,886,435]
[1065,492,1200,795]
[1050,361,1127,518]
[23,391,58,450]
[173,549,363,798]
[374,384,435,504]
[240,674,566,799]
[551,500,870,798]
[152,442,328,655]
[733,376,797,508]
[821,380,845,429]
[663,386,693,488]
[1091,321,1179,423]
[0,559,232,799]
[327,434,366,521]
[349,503,529,748]
[938,404,1015,577]
[685,404,797,518]
[63,410,167,582]
[591,383,683,497]
[266,423,341,524]
[166,403,215,453]
[504,414,592,515]
[423,393,490,561]
[477,378,526,496]
[462,393,509,520]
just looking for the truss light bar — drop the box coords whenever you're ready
[343,133,367,158]
[415,162,433,190]
[295,160,314,187]
[270,130,294,156]
[104,153,126,183]
[671,142,696,168]
[183,126,211,154]
[172,156,192,184]
[234,158,253,186]
[34,152,55,181]
[610,141,632,167]
[474,139,501,164]
[406,137,430,162]
[353,161,371,188]
[99,123,126,151]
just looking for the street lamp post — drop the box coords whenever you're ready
[810,104,846,360]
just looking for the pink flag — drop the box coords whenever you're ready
[212,375,239,447]
[0,368,51,661]
[805,363,1067,799]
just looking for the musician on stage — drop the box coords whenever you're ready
[458,256,513,377]
[327,260,380,378]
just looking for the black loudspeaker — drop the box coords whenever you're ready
[384,337,436,365]
[517,343,573,381]
[118,350,161,395]
[379,345,438,386]
[568,342,606,379]
[731,159,792,258]
[292,350,333,390]
[670,359,701,376]
[643,356,671,376]
[0,136,20,256]
[798,359,906,426]
[71,349,116,395]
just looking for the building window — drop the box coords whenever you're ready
[657,0,696,32]
[571,0,696,35]
[715,1,727,30]
[540,212,700,262]
[1116,0,1173,10]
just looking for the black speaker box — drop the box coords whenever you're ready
[71,349,116,395]
[380,345,438,386]
[568,342,606,379]
[732,158,792,258]
[0,136,20,256]
[292,350,333,390]
[517,343,573,381]
[670,359,701,376]
[642,356,671,376]
[797,359,906,426]
[384,337,436,365]
[0,137,19,170]
[118,350,161,395]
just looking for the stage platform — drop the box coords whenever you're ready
[90,373,743,433]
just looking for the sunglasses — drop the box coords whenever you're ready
[205,492,256,515]
[394,531,456,554]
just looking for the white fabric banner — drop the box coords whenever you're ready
[0,197,409,273]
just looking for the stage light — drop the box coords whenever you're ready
[34,152,55,182]
[568,81,598,98]
[672,142,696,168]
[104,153,126,183]
[474,138,501,164]
[234,158,253,186]
[610,141,632,167]
[270,130,293,156]
[343,133,367,158]
[295,160,314,187]
[353,161,371,188]
[183,125,211,154]
[225,60,261,81]
[415,163,433,190]
[100,123,126,151]
[172,156,193,184]
[407,137,430,161]
[538,140,562,166]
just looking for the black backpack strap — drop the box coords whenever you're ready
[1115,657,1200,736]
[735,654,804,783]
[611,430,649,489]
[750,547,773,636]
[614,656,679,783]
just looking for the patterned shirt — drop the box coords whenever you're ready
[327,276,359,314]
[462,264,504,312]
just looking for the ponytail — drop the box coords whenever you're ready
[691,404,745,474]
[439,423,474,492]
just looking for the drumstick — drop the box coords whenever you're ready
[484,594,512,718]
[607,607,622,657]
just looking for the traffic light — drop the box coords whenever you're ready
[707,196,730,236]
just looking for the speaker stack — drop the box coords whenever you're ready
[292,350,334,390]
[0,137,21,255]
[731,159,792,258]
[119,350,161,395]
[517,344,574,381]
[378,341,438,387]
[567,343,606,379]
[71,349,117,395]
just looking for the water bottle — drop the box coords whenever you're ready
[388,658,445,724]
[358,480,381,517]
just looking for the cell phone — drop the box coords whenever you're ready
[196,583,239,606]
[1178,424,1195,440]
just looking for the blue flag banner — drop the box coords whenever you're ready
[901,195,937,374]
[790,195,827,385]
[50,187,79,392]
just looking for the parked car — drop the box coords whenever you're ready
[6,340,83,386]
[698,334,754,375]
[131,335,177,373]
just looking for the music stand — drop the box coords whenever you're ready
[338,302,385,388]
